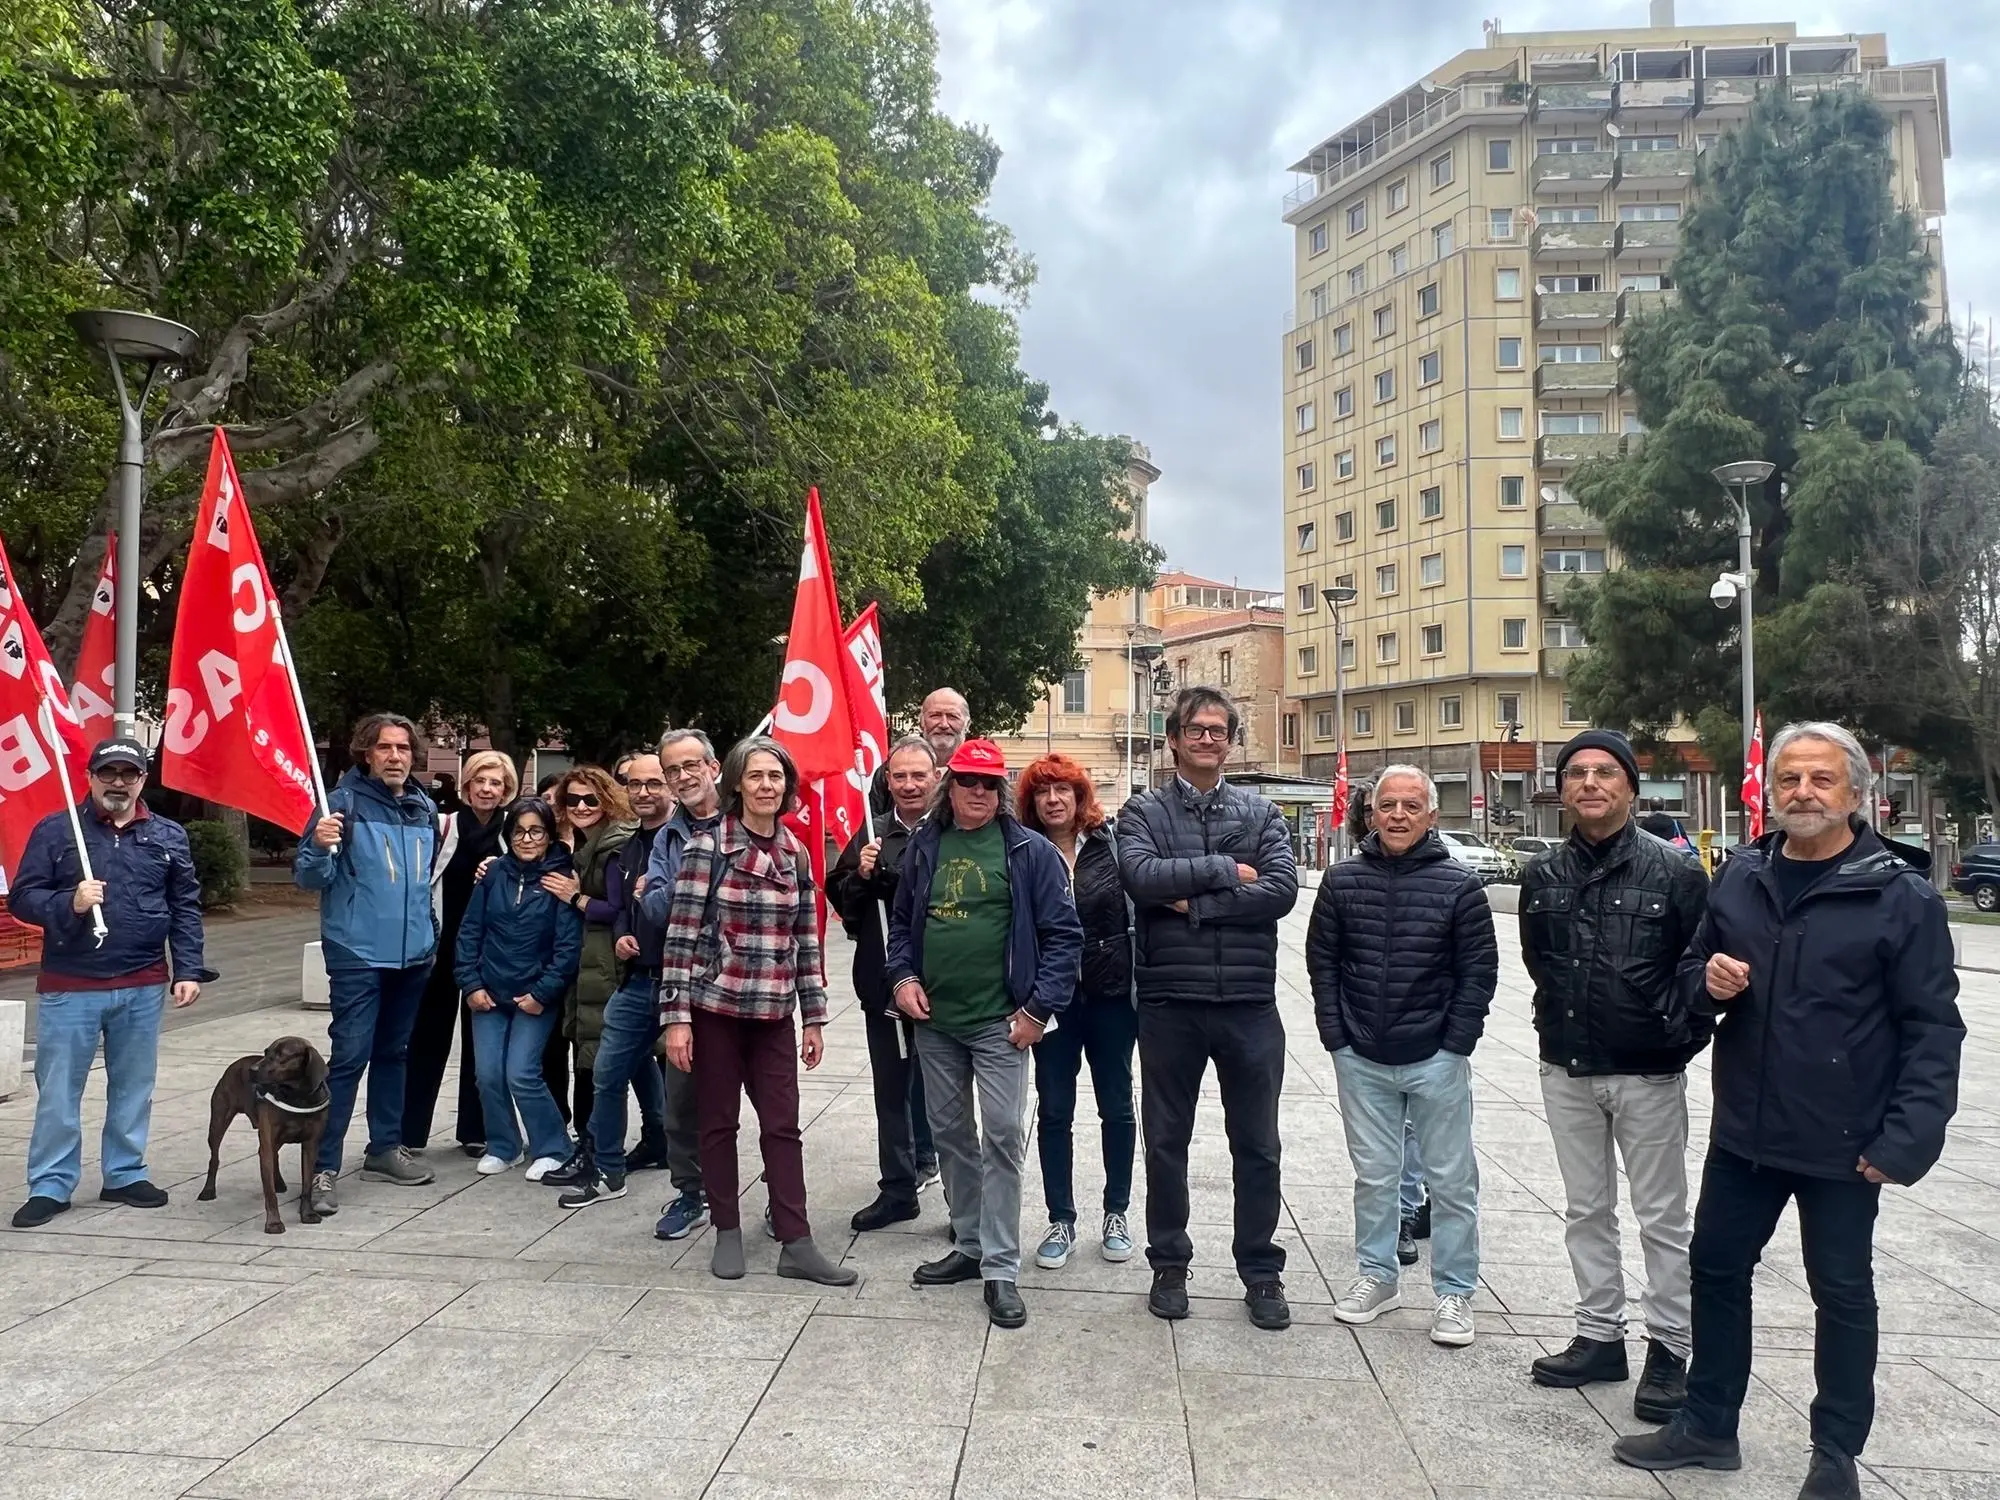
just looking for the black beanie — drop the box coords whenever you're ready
[1555,729,1641,792]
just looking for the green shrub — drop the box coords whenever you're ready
[185,820,248,910]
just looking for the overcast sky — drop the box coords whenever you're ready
[929,0,2000,591]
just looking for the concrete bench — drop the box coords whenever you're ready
[0,997,23,1100]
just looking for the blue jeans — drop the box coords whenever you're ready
[588,975,669,1176]
[1333,1048,1480,1296]
[27,984,166,1201]
[1401,1116,1426,1217]
[1034,997,1138,1223]
[470,1000,570,1163]
[318,963,432,1173]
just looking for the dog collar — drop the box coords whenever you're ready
[254,1084,329,1115]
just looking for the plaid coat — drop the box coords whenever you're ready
[657,814,828,1028]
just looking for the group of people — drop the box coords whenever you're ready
[3,683,1967,1500]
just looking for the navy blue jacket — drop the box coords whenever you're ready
[294,768,439,970]
[10,804,215,985]
[885,811,1084,1024]
[1679,820,1963,1185]
[453,846,583,1008]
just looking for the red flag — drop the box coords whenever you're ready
[0,536,92,885]
[830,602,892,845]
[1741,710,1766,842]
[781,781,831,947]
[1330,747,1350,830]
[769,489,857,784]
[69,535,116,742]
[161,430,321,832]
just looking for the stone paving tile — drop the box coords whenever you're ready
[957,1413,1194,1499]
[1181,1369,1432,1499]
[297,1327,594,1446]
[190,1434,484,1500]
[720,1410,967,1489]
[0,1448,219,1499]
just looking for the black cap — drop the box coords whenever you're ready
[88,737,149,774]
[1554,729,1641,793]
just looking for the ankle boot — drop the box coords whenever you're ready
[711,1227,745,1280]
[778,1236,859,1287]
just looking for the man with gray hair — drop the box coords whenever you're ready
[1306,763,1497,1347]
[1614,721,1963,1500]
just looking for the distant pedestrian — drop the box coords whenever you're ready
[871,685,969,816]
[1613,722,1964,1500]
[295,713,440,1213]
[1308,764,1496,1347]
[11,738,215,1229]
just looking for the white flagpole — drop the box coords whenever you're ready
[270,605,336,856]
[36,698,107,946]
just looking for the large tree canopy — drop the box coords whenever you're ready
[0,0,1156,760]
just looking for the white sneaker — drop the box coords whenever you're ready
[524,1156,566,1182]
[476,1154,515,1176]
[1035,1220,1076,1269]
[1430,1293,1476,1347]
[1332,1274,1402,1325]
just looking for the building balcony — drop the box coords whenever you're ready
[1537,432,1624,468]
[1614,147,1697,188]
[1533,82,1616,117]
[1615,78,1695,116]
[1615,220,1681,259]
[1617,286,1679,324]
[1787,73,1865,104]
[1540,498,1603,534]
[1532,222,1616,258]
[1697,76,1769,115]
[1536,361,1618,397]
[1542,570,1604,605]
[1535,290,1618,330]
[1532,151,1618,195]
[1542,644,1587,680]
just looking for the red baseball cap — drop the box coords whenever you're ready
[947,738,1008,777]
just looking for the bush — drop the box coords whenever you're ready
[185,821,248,910]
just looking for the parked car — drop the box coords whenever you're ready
[1953,845,2000,913]
[1501,834,1561,880]
[1438,829,1513,885]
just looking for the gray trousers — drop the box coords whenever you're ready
[1540,1063,1693,1357]
[915,1019,1031,1282]
[665,1056,702,1196]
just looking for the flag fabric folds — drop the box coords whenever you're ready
[1741,709,1766,842]
[68,535,117,742]
[0,537,91,884]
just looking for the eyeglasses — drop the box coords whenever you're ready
[626,779,670,795]
[1560,765,1625,785]
[561,793,600,809]
[956,774,1005,793]
[662,760,709,780]
[512,827,550,844]
[92,766,143,784]
[1178,725,1231,743]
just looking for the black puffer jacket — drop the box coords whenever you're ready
[1116,779,1299,1005]
[1070,825,1133,1004]
[1520,819,1713,1076]
[1306,831,1497,1063]
[826,813,923,1014]
[1679,820,1963,1185]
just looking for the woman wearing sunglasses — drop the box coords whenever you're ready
[538,765,635,1184]
[455,797,584,1178]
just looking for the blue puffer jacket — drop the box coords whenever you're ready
[453,846,583,1007]
[9,804,217,985]
[293,768,439,970]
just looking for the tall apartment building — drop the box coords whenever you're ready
[1279,20,1949,834]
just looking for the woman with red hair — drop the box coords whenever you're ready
[1016,755,1137,1270]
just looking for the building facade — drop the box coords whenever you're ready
[1278,20,1949,835]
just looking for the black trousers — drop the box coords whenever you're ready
[1683,1147,1882,1457]
[1137,998,1286,1284]
[402,962,484,1149]
[864,1008,936,1202]
[1035,996,1138,1223]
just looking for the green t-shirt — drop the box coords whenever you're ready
[921,819,1014,1034]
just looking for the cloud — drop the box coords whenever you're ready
[928,0,2000,587]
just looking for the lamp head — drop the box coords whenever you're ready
[68,309,199,365]
[1321,585,1359,609]
[1711,459,1776,489]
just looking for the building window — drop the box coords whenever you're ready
[1488,207,1515,240]
[1419,484,1444,520]
[1417,282,1440,317]
[1440,695,1463,728]
[1487,138,1513,171]
[1618,134,1682,153]
[1296,521,1317,552]
[1347,199,1367,235]
[1499,407,1524,439]
[1376,632,1399,665]
[1394,700,1416,733]
[1335,572,1355,592]
[1297,582,1317,613]
[1219,649,1233,686]
[1539,273,1602,293]
[1375,369,1396,403]
[1544,546,1608,573]
[1335,448,1355,480]
[1376,434,1398,467]
[1309,283,1329,318]
[1497,337,1523,369]
[1388,243,1409,276]
[1431,222,1455,259]
[1499,544,1527,578]
[1387,177,1408,213]
[1561,695,1588,724]
[1176,657,1188,686]
[1283,712,1299,747]
[1502,617,1528,650]
[1620,272,1673,292]
[1375,497,1398,531]
[1419,418,1442,453]
[1544,205,1601,223]
[1541,343,1605,364]
[1333,322,1354,355]
[1339,637,1357,671]
[1295,401,1316,433]
[1420,552,1444,587]
[1309,220,1329,255]
[1545,619,1588,648]
[1499,475,1526,508]
[1335,385,1355,418]
[1541,411,1605,435]
[1495,267,1523,300]
[1297,461,1316,492]
[1373,304,1395,338]
[1538,137,1597,155]
[1419,349,1442,385]
[1623,410,1646,434]
[1061,670,1086,715]
[1619,202,1683,222]
[1297,646,1318,677]
[1314,709,1334,740]
[1354,705,1375,736]
[1376,562,1399,596]
[1429,150,1454,188]
[1295,338,1316,372]
[1421,623,1445,656]
[1335,509,1355,541]
[1348,265,1368,296]
[1497,692,1522,727]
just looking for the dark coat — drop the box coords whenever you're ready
[1520,819,1714,1075]
[453,846,583,1008]
[1306,831,1497,1063]
[1070,824,1134,1005]
[610,822,666,973]
[1115,779,1299,1005]
[827,812,924,1014]
[1679,820,1963,1185]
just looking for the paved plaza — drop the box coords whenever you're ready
[3,893,2000,1499]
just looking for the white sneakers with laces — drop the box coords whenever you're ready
[1332,1275,1402,1324]
[1430,1292,1476,1346]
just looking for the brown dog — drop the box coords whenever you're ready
[197,1036,331,1234]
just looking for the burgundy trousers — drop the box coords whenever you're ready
[690,1009,809,1241]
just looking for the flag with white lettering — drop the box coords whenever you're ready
[0,536,91,883]
[68,534,116,741]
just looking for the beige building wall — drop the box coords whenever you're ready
[1161,603,1304,779]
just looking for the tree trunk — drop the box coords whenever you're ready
[476,520,525,760]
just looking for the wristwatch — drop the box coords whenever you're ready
[571,893,587,913]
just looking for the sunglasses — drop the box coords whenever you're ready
[956,774,1005,794]
[93,766,143,784]
[561,793,600,809]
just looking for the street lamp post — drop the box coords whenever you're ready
[1322,584,1359,862]
[1711,459,1777,837]
[69,309,200,739]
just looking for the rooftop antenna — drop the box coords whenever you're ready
[1482,16,1502,45]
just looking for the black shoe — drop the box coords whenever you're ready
[984,1280,1027,1328]
[459,1142,485,1159]
[624,1126,671,1173]
[1148,1266,1191,1321]
[1245,1279,1291,1331]
[557,1172,628,1210]
[540,1149,592,1188]
[99,1181,168,1209]
[851,1194,921,1233]
[913,1250,982,1286]
[1532,1335,1630,1389]
[1397,1217,1419,1266]
[1798,1443,1860,1500]
[1612,1416,1742,1472]
[11,1195,70,1228]
[1634,1340,1688,1422]
[1411,1196,1431,1239]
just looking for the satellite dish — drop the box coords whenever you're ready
[1604,121,1622,137]
[1540,485,1560,504]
